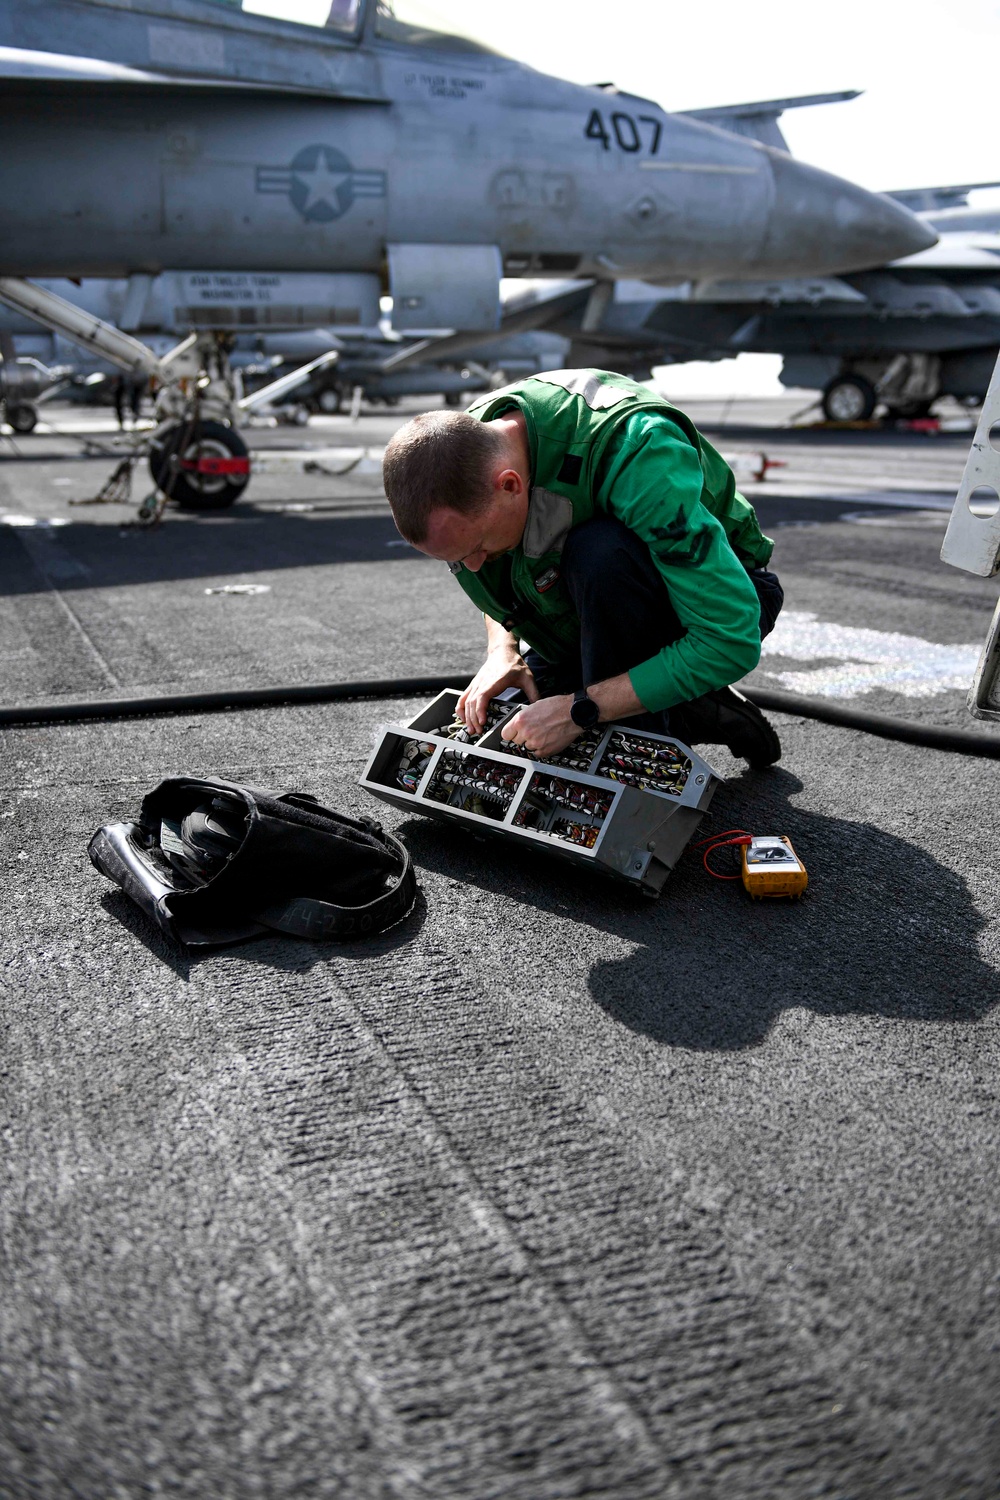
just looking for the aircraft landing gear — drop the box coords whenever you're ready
[0,280,258,523]
[821,355,942,426]
[821,374,877,423]
[316,386,342,414]
[148,419,251,510]
[5,400,38,434]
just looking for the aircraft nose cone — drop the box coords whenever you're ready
[759,150,938,276]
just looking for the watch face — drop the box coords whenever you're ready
[571,694,599,728]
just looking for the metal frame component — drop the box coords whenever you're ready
[941,348,1000,717]
[359,691,722,896]
[941,347,1000,578]
[0,276,161,377]
[237,350,341,415]
[964,594,1000,721]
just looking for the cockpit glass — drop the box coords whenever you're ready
[374,1,505,53]
[242,0,364,36]
[324,0,364,31]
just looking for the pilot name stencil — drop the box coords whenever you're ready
[402,71,486,99]
[255,145,386,224]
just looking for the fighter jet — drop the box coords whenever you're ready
[0,0,932,296]
[0,0,934,508]
[772,186,1000,420]
[485,184,1000,425]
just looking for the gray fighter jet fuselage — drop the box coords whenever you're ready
[0,0,932,308]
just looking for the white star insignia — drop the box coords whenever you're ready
[294,153,351,212]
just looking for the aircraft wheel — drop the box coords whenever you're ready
[822,375,877,423]
[444,392,462,408]
[148,420,251,510]
[317,386,342,414]
[6,401,38,434]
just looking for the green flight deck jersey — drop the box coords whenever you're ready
[458,368,774,713]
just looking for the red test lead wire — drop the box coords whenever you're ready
[691,828,753,881]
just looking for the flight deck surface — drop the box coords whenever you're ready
[2,397,998,1499]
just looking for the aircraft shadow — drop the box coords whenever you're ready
[0,505,423,597]
[399,765,996,1051]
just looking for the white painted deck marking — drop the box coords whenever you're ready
[760,610,980,698]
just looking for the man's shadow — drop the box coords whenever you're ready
[402,766,998,1051]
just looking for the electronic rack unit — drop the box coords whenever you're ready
[359,689,722,896]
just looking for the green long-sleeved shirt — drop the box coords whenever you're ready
[464,373,773,712]
[578,409,771,711]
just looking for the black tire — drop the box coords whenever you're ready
[6,401,37,434]
[443,392,462,408]
[821,374,877,423]
[148,420,251,510]
[316,386,342,415]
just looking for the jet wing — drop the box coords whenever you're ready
[379,283,595,372]
[681,90,861,152]
[887,182,1000,213]
[690,276,866,305]
[849,271,977,318]
[891,236,1000,271]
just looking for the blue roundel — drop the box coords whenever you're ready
[288,145,355,223]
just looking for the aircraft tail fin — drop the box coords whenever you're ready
[683,90,861,153]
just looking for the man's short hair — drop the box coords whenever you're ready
[382,410,503,543]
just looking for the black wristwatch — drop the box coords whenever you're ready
[570,688,601,730]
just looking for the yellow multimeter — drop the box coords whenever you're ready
[741,835,808,899]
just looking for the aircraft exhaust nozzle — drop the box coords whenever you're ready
[759,152,938,277]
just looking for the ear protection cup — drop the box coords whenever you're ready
[162,795,247,885]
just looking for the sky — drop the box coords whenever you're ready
[243,0,1000,394]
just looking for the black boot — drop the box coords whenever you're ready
[672,686,781,768]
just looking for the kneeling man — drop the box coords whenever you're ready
[382,369,783,765]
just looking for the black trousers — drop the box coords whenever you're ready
[524,516,783,734]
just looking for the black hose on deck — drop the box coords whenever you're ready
[743,686,1000,758]
[0,675,470,728]
[1,674,998,759]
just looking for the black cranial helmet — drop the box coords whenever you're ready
[89,776,416,947]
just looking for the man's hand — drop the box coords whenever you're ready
[458,644,539,734]
[500,695,579,759]
[498,672,647,758]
